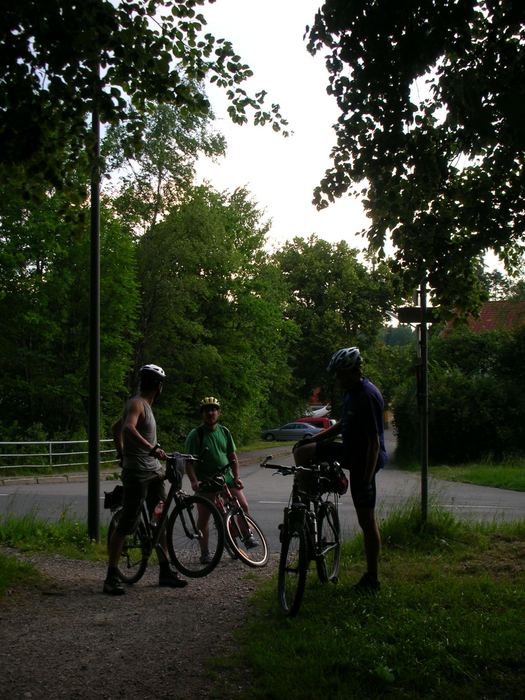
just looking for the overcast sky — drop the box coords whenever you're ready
[195,0,370,252]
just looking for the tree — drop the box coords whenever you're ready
[0,187,138,439]
[135,185,298,444]
[1,0,288,197]
[308,1,525,315]
[480,268,525,302]
[104,100,225,235]
[273,235,398,404]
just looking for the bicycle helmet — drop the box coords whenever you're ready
[327,347,362,374]
[139,364,166,381]
[200,396,221,409]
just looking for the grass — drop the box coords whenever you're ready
[0,551,45,597]
[212,503,525,700]
[0,510,108,597]
[430,462,525,491]
[0,510,108,560]
[239,439,291,452]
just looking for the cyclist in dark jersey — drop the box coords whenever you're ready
[293,347,386,593]
[103,364,187,595]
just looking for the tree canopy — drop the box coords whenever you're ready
[273,235,397,403]
[1,0,287,196]
[308,0,525,315]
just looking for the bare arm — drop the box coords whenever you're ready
[364,433,380,484]
[112,417,123,460]
[229,451,243,487]
[122,398,166,459]
[185,460,199,490]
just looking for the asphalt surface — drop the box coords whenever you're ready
[1,430,523,554]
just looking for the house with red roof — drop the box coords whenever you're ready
[466,300,525,333]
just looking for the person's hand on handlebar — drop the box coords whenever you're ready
[233,477,244,489]
[149,443,167,460]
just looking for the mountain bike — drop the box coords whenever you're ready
[260,455,343,617]
[197,464,269,568]
[104,453,224,581]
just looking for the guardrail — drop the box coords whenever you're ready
[0,439,117,472]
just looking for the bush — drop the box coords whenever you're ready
[393,327,525,463]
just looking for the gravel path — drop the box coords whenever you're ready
[0,549,277,700]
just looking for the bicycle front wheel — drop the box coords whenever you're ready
[224,512,269,568]
[316,501,341,584]
[107,509,149,584]
[167,495,224,577]
[278,525,308,617]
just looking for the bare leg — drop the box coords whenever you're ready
[355,506,381,579]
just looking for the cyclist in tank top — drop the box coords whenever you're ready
[103,364,188,595]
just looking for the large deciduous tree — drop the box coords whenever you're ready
[103,100,226,235]
[308,0,525,314]
[135,185,298,444]
[273,236,397,404]
[1,0,287,196]
[0,187,138,439]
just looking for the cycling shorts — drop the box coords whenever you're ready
[315,440,377,509]
[116,474,166,535]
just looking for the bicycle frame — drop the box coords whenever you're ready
[261,455,341,615]
[107,452,226,581]
[197,464,269,567]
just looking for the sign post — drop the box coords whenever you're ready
[396,278,433,523]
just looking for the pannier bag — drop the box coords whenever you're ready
[103,484,124,510]
[296,462,348,496]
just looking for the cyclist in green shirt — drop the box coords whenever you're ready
[185,396,258,562]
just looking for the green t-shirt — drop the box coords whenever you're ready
[185,423,236,484]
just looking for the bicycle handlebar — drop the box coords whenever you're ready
[260,455,340,480]
[166,452,198,462]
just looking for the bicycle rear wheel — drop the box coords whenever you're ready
[316,501,341,584]
[278,525,308,616]
[107,509,150,584]
[224,512,268,567]
[167,495,224,577]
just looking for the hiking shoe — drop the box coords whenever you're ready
[352,572,380,594]
[103,576,125,596]
[200,551,212,565]
[245,534,259,548]
[159,568,188,588]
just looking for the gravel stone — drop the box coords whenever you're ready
[0,549,277,699]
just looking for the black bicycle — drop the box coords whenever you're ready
[105,453,225,581]
[198,464,269,568]
[261,456,344,616]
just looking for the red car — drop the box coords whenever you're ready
[295,416,335,431]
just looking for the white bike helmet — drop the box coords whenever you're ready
[327,347,362,374]
[139,364,166,381]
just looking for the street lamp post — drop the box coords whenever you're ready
[88,64,101,542]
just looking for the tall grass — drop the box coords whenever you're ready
[213,503,525,700]
[0,510,108,560]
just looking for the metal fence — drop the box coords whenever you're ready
[0,439,117,472]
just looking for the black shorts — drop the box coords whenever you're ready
[116,473,166,535]
[315,441,377,509]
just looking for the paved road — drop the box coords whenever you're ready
[1,431,523,554]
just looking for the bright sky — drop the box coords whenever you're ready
[195,0,370,252]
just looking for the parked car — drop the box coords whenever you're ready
[261,422,322,442]
[295,416,336,431]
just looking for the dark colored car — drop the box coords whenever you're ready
[260,422,322,442]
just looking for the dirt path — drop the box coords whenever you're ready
[0,550,277,700]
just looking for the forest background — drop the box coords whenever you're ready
[1,0,524,464]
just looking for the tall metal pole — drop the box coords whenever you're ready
[88,63,101,542]
[419,277,429,523]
